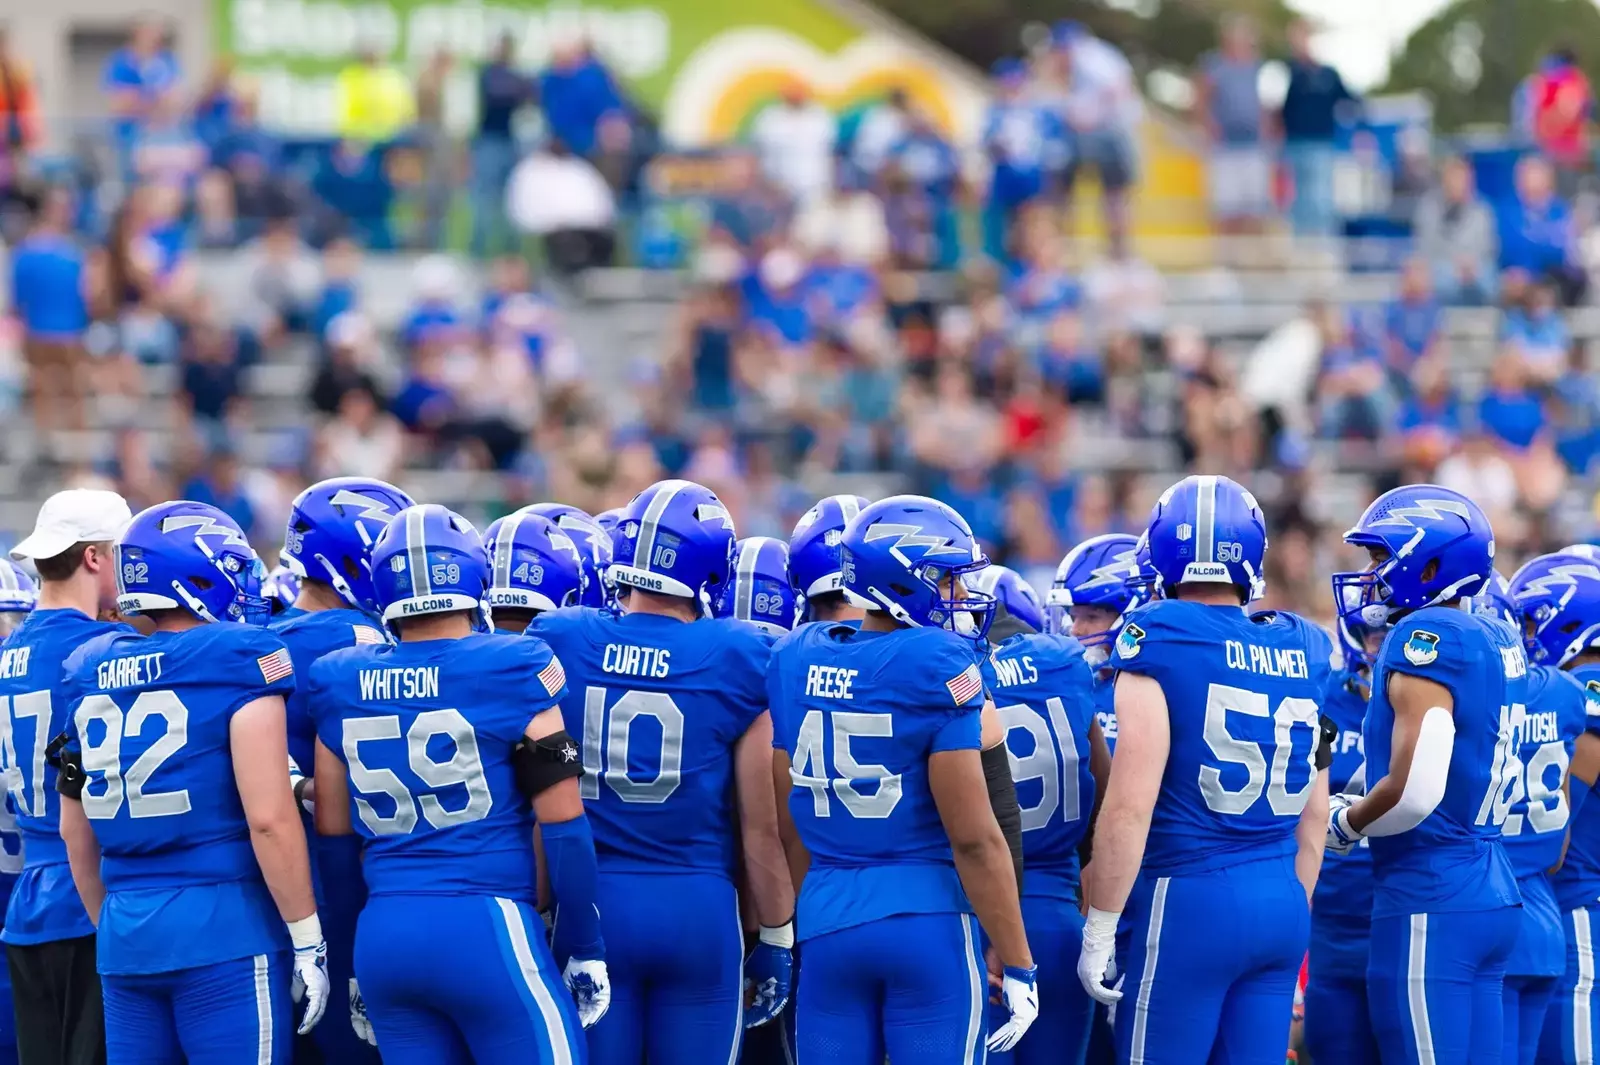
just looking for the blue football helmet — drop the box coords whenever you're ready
[609,480,736,608]
[1332,577,1380,673]
[1563,544,1600,561]
[371,505,492,632]
[1333,485,1493,632]
[1511,551,1600,666]
[789,494,871,600]
[116,501,268,625]
[282,477,416,614]
[484,511,585,614]
[0,560,38,635]
[595,508,624,541]
[967,564,1044,632]
[1143,475,1267,602]
[839,494,994,640]
[714,536,797,637]
[520,503,614,609]
[263,564,301,615]
[1466,569,1520,630]
[1045,533,1143,650]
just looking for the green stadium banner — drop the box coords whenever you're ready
[215,0,988,142]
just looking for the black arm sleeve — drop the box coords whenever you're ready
[512,730,586,799]
[982,740,1025,895]
[1315,715,1339,772]
[47,731,86,801]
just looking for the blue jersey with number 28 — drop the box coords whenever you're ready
[309,633,567,900]
[769,622,984,942]
[984,632,1095,901]
[1108,601,1332,877]
[1363,608,1522,918]
[529,608,769,876]
[63,625,298,976]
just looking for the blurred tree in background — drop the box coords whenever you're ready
[1381,0,1600,131]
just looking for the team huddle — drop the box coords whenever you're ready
[0,471,1596,1064]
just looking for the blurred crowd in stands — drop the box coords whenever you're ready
[4,11,1600,623]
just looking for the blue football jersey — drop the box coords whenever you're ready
[528,608,769,875]
[1503,664,1585,878]
[63,624,297,974]
[769,622,985,941]
[1312,667,1374,923]
[1363,609,1522,917]
[1092,670,1117,755]
[309,634,568,900]
[268,608,386,775]
[1555,664,1600,911]
[1108,601,1332,877]
[985,632,1095,901]
[0,609,131,946]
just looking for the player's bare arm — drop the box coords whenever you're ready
[233,694,317,924]
[1295,768,1330,902]
[1345,671,1455,836]
[771,748,809,891]
[59,795,104,924]
[929,746,1031,970]
[736,710,795,927]
[1085,671,1169,914]
[312,738,352,837]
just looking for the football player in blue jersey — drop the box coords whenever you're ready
[1303,591,1384,1065]
[1077,474,1333,1064]
[1506,554,1600,1065]
[308,503,606,1062]
[522,504,615,610]
[1043,533,1145,758]
[976,564,1107,1065]
[1,489,134,1065]
[530,479,794,1065]
[1327,485,1524,1064]
[484,511,586,636]
[271,475,413,1063]
[55,500,330,1063]
[0,558,35,1065]
[788,495,870,625]
[714,537,797,638]
[770,494,1038,1063]
[264,565,302,620]
[1472,565,1588,1064]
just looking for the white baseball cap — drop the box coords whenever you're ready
[12,489,133,563]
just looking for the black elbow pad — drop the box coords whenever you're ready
[513,731,585,799]
[47,731,87,801]
[1316,714,1339,772]
[982,741,1025,892]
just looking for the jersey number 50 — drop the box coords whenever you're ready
[1201,684,1321,816]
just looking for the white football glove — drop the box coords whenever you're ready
[288,916,330,1035]
[564,957,611,1028]
[1327,793,1364,856]
[1076,907,1123,1006]
[986,965,1040,1052]
[349,979,377,1047]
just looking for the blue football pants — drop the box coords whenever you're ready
[797,911,987,1065]
[584,870,744,1065]
[989,895,1093,1065]
[1508,975,1558,1065]
[311,833,377,1065]
[1537,906,1600,1065]
[102,951,292,1065]
[355,893,585,1065]
[1115,856,1309,1065]
[1368,907,1520,1065]
[1303,972,1381,1065]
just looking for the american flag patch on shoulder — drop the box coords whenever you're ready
[352,625,385,646]
[257,648,294,684]
[946,663,983,705]
[538,656,566,697]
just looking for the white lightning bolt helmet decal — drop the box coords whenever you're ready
[1359,497,1474,561]
[863,522,973,563]
[160,513,250,551]
[329,488,401,547]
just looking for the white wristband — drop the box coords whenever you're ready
[759,922,795,950]
[287,914,323,951]
[1083,907,1121,947]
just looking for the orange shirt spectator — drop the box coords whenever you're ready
[0,30,42,155]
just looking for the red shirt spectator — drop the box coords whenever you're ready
[1524,51,1593,168]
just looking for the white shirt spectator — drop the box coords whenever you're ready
[507,151,617,234]
[1083,254,1166,335]
[749,97,837,206]
[1435,444,1519,518]
[851,103,909,177]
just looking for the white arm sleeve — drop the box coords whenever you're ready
[1363,706,1456,837]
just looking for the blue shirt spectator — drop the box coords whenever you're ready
[805,259,880,329]
[741,249,814,347]
[181,453,256,538]
[1478,358,1547,450]
[1499,156,1577,277]
[1280,31,1355,144]
[311,143,394,250]
[983,61,1066,208]
[478,43,534,140]
[9,194,87,339]
[1383,260,1442,368]
[538,45,622,157]
[180,321,249,423]
[103,24,180,143]
[1006,247,1082,324]
[1503,283,1570,374]
[1199,23,1265,146]
[888,121,959,200]
[399,300,463,352]
[1397,375,1462,441]
[936,467,1007,550]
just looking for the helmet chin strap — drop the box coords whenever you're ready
[314,552,360,609]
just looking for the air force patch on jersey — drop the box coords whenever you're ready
[1586,679,1600,718]
[1402,630,1441,666]
[1116,622,1146,659]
